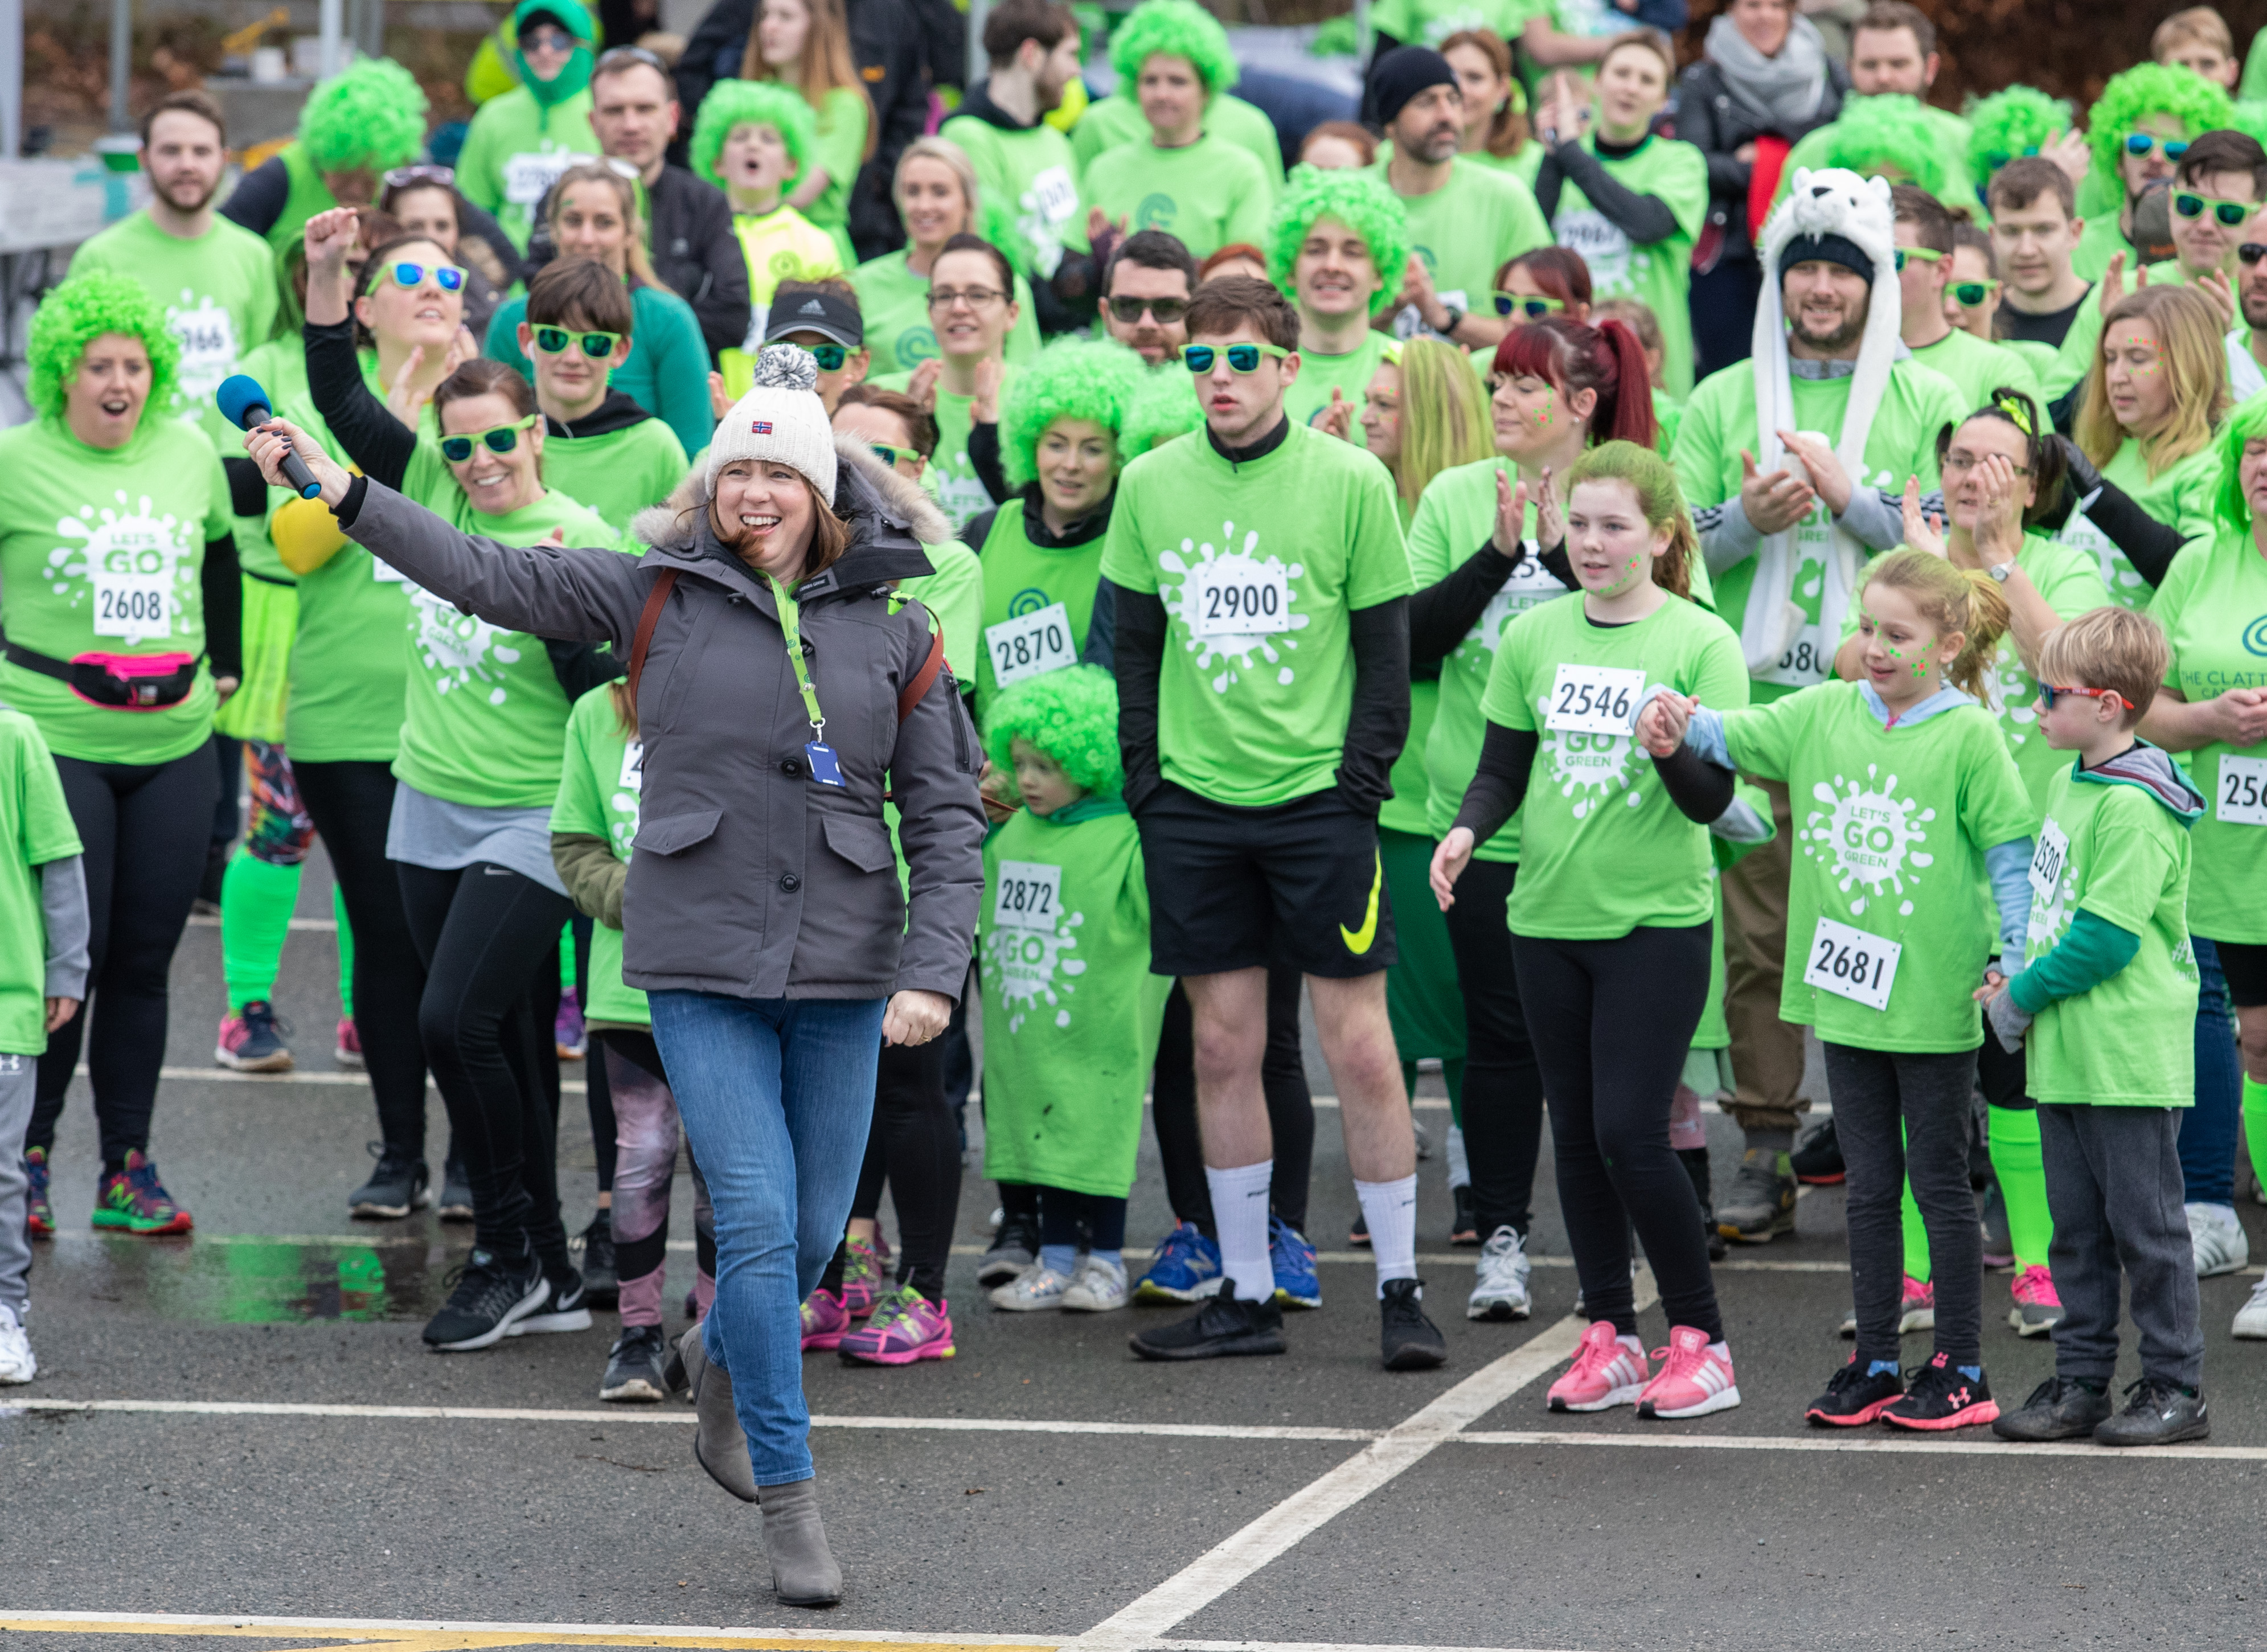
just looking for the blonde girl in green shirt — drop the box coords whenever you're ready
[738,0,878,269]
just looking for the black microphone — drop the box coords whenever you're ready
[216,374,323,500]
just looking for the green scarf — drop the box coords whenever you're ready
[512,0,596,108]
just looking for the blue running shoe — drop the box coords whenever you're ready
[1270,1214,1321,1310]
[1137,1221,1224,1303]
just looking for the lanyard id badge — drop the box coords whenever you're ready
[771,578,846,786]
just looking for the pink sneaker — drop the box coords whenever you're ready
[800,1287,849,1352]
[841,1235,888,1317]
[1547,1320,1651,1412]
[1637,1326,1741,1419]
[837,1284,954,1366]
[2007,1264,2065,1337]
[334,1017,364,1069]
[1899,1274,1938,1333]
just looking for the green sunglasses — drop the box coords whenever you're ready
[532,326,623,359]
[1951,278,2000,308]
[1892,247,1942,272]
[367,260,466,296]
[2125,132,2190,160]
[868,442,912,467]
[439,415,538,462]
[1182,342,1289,374]
[1493,292,1564,318]
[2175,191,2256,227]
[805,343,850,371]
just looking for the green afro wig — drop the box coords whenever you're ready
[1822,95,1948,196]
[1109,0,1240,98]
[2231,99,2267,153]
[1963,86,2072,190]
[28,270,180,423]
[1266,163,1410,316]
[984,664,1124,802]
[690,80,818,190]
[1000,338,1149,488]
[1121,367,1204,460]
[2086,63,2233,184]
[298,56,429,174]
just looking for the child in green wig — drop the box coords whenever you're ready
[227,59,432,257]
[979,665,1171,1315]
[456,0,603,252]
[693,80,842,355]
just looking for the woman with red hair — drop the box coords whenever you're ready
[1461,246,1594,359]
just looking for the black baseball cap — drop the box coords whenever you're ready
[764,285,863,349]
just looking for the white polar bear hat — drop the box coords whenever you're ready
[1749,167,1902,487]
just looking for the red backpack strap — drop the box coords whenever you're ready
[625,568,680,710]
[896,626,945,723]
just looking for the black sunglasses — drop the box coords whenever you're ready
[1107,295,1190,325]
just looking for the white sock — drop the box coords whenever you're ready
[1206,1161,1274,1302]
[1445,1122,1470,1190]
[1356,1173,1420,1298]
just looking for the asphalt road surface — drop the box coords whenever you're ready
[6,845,2266,1652]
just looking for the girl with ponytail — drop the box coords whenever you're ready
[1639,524,2044,1431]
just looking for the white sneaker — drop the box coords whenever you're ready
[2187,1202,2250,1277]
[2235,1276,2267,1340]
[1061,1255,1129,1312]
[1467,1225,1533,1321]
[0,1303,35,1384]
[990,1263,1073,1311]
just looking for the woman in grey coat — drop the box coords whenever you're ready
[244,345,986,1607]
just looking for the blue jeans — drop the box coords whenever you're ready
[649,990,885,1486]
[2180,936,2243,1206]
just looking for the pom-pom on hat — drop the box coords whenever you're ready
[704,343,838,499]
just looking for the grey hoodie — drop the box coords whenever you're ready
[334,437,986,1003]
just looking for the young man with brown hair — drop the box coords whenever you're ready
[1987,159,2092,358]
[1890,184,2043,405]
[516,257,690,528]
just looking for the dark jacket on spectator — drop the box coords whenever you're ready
[1672,54,1849,267]
[527,162,751,360]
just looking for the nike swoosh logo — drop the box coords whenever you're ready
[1339,850,1383,954]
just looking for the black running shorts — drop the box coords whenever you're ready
[1135,781,1396,979]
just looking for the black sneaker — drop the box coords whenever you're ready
[978,1212,1039,1286]
[424,1247,547,1351]
[1379,1277,1448,1371]
[1449,1184,1478,1247]
[1992,1375,2112,1441]
[348,1143,430,1220]
[1880,1352,1998,1432]
[437,1160,474,1224]
[1717,1149,1798,1244]
[2094,1377,2209,1446]
[514,1266,593,1337]
[1349,1207,1370,1247]
[1129,1279,1287,1362]
[1805,1356,1904,1426]
[1791,1119,1845,1185]
[600,1323,671,1402]
[662,1338,689,1398]
[577,1211,620,1306]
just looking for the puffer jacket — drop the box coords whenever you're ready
[1674,56,1850,266]
[331,437,986,1002]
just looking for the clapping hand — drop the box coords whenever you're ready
[1739,449,1816,535]
[1318,387,1355,443]
[1900,475,1949,558]
[1491,468,1531,556]
[906,358,942,414]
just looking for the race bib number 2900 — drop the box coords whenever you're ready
[1183,559,1290,638]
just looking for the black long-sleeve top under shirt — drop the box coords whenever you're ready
[1532,134,1680,245]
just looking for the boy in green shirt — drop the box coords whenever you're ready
[2068,63,2233,282]
[0,705,87,1384]
[1986,608,2211,1448]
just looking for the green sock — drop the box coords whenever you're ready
[2243,1076,2267,1195]
[1987,1104,2053,1272]
[1900,1171,1931,1282]
[332,882,356,1019]
[220,851,302,1014]
[560,924,577,994]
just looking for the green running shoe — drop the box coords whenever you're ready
[91,1150,193,1235]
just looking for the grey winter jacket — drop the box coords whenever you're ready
[333,437,986,1003]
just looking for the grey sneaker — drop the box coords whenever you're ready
[1717,1149,1797,1244]
[2094,1377,2209,1447]
[2187,1201,2249,1277]
[1466,1225,1533,1321]
[978,1214,1038,1287]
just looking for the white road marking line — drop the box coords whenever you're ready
[0,1611,1057,1646]
[1159,1643,1588,1652]
[69,1064,590,1095]
[186,913,339,931]
[1452,1428,2267,1463]
[1063,1274,1661,1652]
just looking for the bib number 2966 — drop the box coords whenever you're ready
[1803,916,1900,1013]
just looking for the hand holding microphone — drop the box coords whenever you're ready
[216,375,323,500]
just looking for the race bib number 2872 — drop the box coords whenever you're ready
[992,860,1063,932]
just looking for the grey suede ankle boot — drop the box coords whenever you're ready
[678,1323,756,1502]
[758,1475,842,1606]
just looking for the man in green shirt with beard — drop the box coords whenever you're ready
[1097,276,1445,1372]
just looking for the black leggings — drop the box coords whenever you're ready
[32,744,220,1168]
[293,760,433,1160]
[1150,964,1314,1235]
[569,915,616,1194]
[1442,858,1546,1240]
[396,860,573,1266]
[843,1033,962,1301]
[1039,1187,1128,1252]
[1512,923,1721,1342]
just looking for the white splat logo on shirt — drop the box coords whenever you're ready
[1463,546,1568,661]
[44,491,196,645]
[1805,765,1934,917]
[983,904,1086,1034]
[1161,521,1311,693]
[1542,725,1642,819]
[1982,641,2043,753]
[411,586,523,704]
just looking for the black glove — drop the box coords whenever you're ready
[2055,433,2104,503]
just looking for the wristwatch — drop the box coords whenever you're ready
[1437,304,1465,337]
[1985,560,2014,583]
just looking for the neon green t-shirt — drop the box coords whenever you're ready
[805,85,870,266]
[974,503,1105,719]
[731,202,847,318]
[899,537,983,682]
[542,417,689,532]
[1376,157,1552,318]
[1721,680,2033,1050]
[848,249,1042,378]
[454,84,600,251]
[1480,589,1749,938]
[0,707,82,1055]
[1099,421,1415,807]
[1368,0,1539,47]
[0,414,233,765]
[552,683,649,1026]
[1549,134,1707,398]
[1904,325,2041,413]
[2054,436,2220,609]
[1281,331,1397,437]
[1069,91,1285,191]
[2071,207,2142,285]
[2149,527,2267,944]
[2039,258,2191,401]
[937,114,1088,279]
[2024,757,2199,1106]
[872,367,1018,534]
[1081,133,1275,263]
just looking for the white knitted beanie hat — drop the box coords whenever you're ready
[702,343,838,500]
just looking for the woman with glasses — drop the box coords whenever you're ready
[483,162,714,458]
[850,138,1041,379]
[1439,31,1539,189]
[300,203,630,1353]
[1467,245,1593,376]
[457,0,604,253]
[377,166,518,343]
[1532,37,1706,398]
[737,0,876,269]
[1269,166,1407,436]
[2070,64,2233,282]
[871,233,1023,533]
